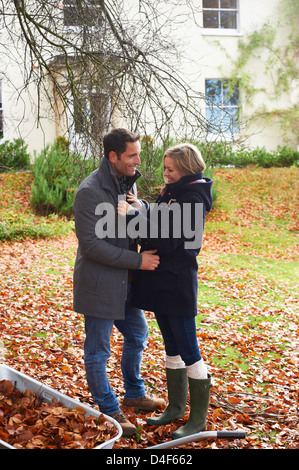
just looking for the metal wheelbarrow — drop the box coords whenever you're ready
[0,364,246,450]
[0,364,122,449]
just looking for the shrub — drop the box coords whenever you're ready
[0,139,31,172]
[197,142,298,168]
[267,146,299,168]
[137,136,167,201]
[31,140,93,217]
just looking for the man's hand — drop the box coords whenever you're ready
[140,250,160,270]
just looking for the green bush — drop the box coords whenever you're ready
[30,137,297,218]
[266,146,299,168]
[137,135,167,201]
[0,139,31,172]
[31,140,93,217]
[197,142,298,168]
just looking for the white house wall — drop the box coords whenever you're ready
[165,0,298,150]
[2,76,57,159]
[0,18,57,158]
[0,0,297,156]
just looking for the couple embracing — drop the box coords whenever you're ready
[73,128,213,438]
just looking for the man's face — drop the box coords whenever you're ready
[109,141,141,178]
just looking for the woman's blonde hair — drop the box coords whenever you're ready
[163,143,206,175]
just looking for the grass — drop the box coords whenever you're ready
[194,167,298,379]
[0,166,298,448]
[222,254,298,284]
[210,345,249,372]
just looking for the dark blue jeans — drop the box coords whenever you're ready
[84,284,148,415]
[155,313,202,366]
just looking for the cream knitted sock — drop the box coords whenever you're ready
[165,355,186,369]
[186,359,208,379]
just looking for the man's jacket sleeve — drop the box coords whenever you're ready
[73,187,142,270]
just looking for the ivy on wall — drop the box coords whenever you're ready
[217,0,299,144]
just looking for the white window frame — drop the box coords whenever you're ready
[63,0,103,32]
[202,0,241,36]
[205,78,240,141]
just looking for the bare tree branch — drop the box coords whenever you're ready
[1,0,236,162]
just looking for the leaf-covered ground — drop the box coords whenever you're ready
[0,167,298,449]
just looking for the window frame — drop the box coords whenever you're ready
[63,0,103,31]
[68,87,112,154]
[72,90,111,136]
[202,0,241,36]
[205,78,240,140]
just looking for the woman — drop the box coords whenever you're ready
[117,143,213,439]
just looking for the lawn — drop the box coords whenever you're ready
[0,167,298,449]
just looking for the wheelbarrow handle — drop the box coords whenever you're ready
[147,430,246,450]
[217,430,246,440]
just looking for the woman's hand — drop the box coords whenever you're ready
[117,192,143,216]
[117,200,132,216]
[126,191,143,211]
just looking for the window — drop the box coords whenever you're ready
[63,0,103,28]
[0,81,3,139]
[205,79,240,135]
[72,91,111,136]
[69,89,111,154]
[203,0,238,30]
[73,96,87,135]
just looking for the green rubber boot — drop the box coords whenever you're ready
[147,368,188,426]
[171,374,212,439]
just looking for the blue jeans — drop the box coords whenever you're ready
[84,285,148,415]
[155,313,202,366]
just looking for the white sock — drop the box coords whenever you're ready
[165,355,185,369]
[186,359,208,379]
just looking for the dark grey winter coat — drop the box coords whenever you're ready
[73,157,142,319]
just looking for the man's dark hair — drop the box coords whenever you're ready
[103,128,140,159]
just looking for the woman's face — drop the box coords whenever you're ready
[163,156,184,184]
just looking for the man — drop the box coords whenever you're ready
[73,128,164,436]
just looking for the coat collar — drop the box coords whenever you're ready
[97,157,141,194]
[159,172,203,198]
